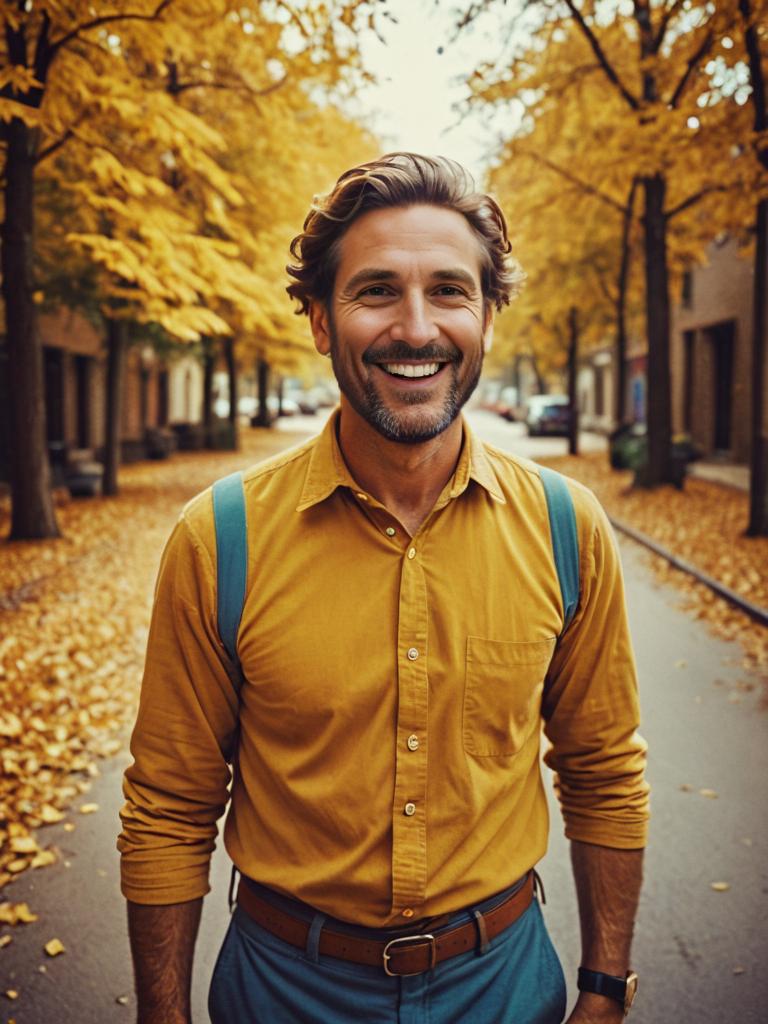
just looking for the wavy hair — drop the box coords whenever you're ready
[286,152,523,315]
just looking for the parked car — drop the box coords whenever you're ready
[524,394,571,436]
[496,386,519,422]
[284,389,319,415]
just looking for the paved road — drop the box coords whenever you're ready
[2,413,766,1023]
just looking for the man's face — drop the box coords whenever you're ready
[309,204,493,445]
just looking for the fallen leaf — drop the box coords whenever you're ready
[78,803,99,815]
[62,823,75,833]
[679,784,693,792]
[31,850,57,869]
[4,989,19,1000]
[8,837,38,855]
[39,805,64,824]
[733,966,746,975]
[0,935,12,948]
[710,881,731,892]
[116,995,130,1006]
[44,938,65,956]
[674,659,687,669]
[699,788,718,799]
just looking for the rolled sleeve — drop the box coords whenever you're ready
[542,489,650,850]
[118,504,239,904]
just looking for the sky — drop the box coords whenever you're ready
[352,1,512,186]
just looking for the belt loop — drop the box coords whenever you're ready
[228,864,239,914]
[532,869,546,906]
[472,909,490,956]
[305,912,327,963]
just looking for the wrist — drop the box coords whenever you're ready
[573,990,627,1022]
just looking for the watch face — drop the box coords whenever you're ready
[624,973,639,1014]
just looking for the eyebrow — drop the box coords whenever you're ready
[341,267,479,293]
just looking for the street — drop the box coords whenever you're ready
[1,412,766,1024]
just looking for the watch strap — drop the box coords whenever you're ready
[577,967,628,1004]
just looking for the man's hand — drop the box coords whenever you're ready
[565,991,626,1023]
[127,897,203,1024]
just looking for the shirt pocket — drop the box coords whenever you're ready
[463,636,557,757]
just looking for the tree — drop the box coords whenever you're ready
[466,1,760,485]
[737,0,768,535]
[1,0,380,537]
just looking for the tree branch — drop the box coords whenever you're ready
[49,0,175,57]
[652,0,686,53]
[563,0,640,110]
[35,128,74,165]
[172,74,288,99]
[514,147,630,215]
[666,183,731,220]
[668,27,715,108]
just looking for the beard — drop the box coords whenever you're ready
[328,329,484,446]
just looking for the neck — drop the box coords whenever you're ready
[336,399,464,536]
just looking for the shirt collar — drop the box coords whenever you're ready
[297,409,506,512]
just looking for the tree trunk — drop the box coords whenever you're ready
[531,353,546,395]
[1,117,60,539]
[614,179,638,429]
[567,306,580,456]
[202,341,214,445]
[637,173,674,487]
[740,0,768,535]
[223,336,239,450]
[253,357,271,427]
[276,375,284,416]
[747,197,768,535]
[103,318,127,497]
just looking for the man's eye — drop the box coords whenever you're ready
[435,286,463,297]
[359,286,390,298]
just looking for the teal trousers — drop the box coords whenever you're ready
[208,889,567,1024]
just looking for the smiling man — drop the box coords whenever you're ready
[120,154,649,1024]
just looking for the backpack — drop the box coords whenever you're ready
[211,465,579,692]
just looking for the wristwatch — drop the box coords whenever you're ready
[577,967,639,1015]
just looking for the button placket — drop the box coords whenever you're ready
[391,534,430,912]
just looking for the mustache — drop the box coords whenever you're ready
[363,342,460,364]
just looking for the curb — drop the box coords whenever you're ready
[610,517,768,629]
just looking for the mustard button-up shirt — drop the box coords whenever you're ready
[119,412,649,926]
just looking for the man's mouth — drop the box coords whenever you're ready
[379,362,444,380]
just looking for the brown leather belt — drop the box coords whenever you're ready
[235,872,534,977]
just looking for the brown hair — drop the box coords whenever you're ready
[286,152,522,315]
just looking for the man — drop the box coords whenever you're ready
[119,153,649,1024]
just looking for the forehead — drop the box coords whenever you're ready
[334,204,484,284]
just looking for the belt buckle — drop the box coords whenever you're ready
[382,933,436,977]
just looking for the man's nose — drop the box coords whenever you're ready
[389,293,440,347]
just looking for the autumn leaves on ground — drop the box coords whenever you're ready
[0,430,295,945]
[0,429,767,948]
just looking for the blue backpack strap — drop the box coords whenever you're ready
[539,467,580,634]
[212,471,247,691]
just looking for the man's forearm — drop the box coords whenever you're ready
[127,897,203,1024]
[567,840,644,1022]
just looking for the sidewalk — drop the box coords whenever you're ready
[688,459,749,492]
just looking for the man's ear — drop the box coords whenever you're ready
[482,307,494,354]
[309,302,331,356]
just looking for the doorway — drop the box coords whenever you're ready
[707,322,735,453]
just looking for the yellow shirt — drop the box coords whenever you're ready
[119,411,649,926]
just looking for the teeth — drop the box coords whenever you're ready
[382,362,441,379]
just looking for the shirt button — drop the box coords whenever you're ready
[406,647,419,661]
[407,547,416,559]
[407,734,419,751]
[402,908,414,918]
[404,802,416,816]
[385,527,396,537]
